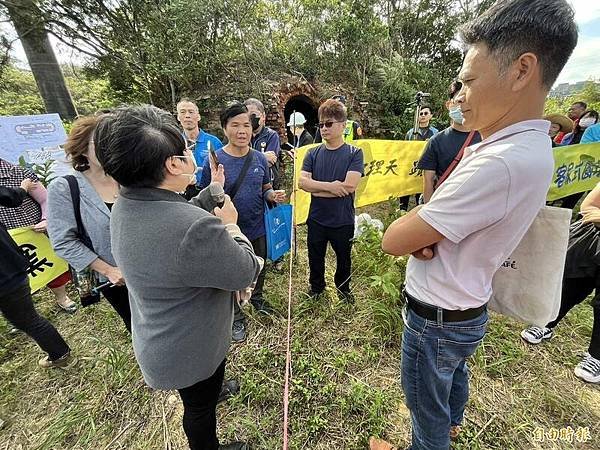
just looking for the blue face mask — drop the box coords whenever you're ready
[449,106,464,125]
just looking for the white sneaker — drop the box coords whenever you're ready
[520,326,553,344]
[574,355,600,384]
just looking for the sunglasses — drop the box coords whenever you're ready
[318,120,345,129]
[419,111,431,116]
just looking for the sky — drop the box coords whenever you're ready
[554,0,600,85]
[2,0,599,87]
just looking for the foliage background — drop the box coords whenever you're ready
[0,0,506,136]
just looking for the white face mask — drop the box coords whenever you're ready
[579,117,596,128]
[172,150,199,184]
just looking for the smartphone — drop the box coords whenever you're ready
[209,148,219,166]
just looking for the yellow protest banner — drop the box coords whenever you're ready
[8,227,69,293]
[547,142,600,201]
[291,140,600,225]
[292,140,427,225]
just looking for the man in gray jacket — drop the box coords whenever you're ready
[94,105,260,450]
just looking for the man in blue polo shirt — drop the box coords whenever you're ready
[177,98,223,177]
[299,99,364,302]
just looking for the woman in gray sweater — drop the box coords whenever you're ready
[94,105,260,450]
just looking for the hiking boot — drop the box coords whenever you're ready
[218,379,240,404]
[232,320,246,343]
[219,442,249,450]
[574,354,600,383]
[520,326,553,344]
[38,352,74,369]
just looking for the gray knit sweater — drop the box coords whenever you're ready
[110,186,260,389]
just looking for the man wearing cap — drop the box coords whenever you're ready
[314,95,363,143]
[544,113,573,146]
[288,112,314,148]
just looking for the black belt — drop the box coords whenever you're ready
[404,291,486,322]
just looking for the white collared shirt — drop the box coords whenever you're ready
[405,120,553,310]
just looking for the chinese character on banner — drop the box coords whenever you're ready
[20,243,54,276]
[408,160,423,177]
[383,159,399,176]
[365,160,385,177]
[7,227,69,293]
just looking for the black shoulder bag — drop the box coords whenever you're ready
[227,150,256,199]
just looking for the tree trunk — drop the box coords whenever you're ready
[5,0,77,120]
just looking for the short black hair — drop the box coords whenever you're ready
[459,0,578,89]
[573,101,588,109]
[420,105,432,113]
[94,105,185,188]
[448,80,462,100]
[220,102,249,128]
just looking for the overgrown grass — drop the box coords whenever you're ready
[1,201,599,449]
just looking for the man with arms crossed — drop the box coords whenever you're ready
[376,1,577,449]
[299,99,364,302]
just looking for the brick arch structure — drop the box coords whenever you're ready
[264,80,320,144]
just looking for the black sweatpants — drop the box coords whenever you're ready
[101,285,132,333]
[547,277,600,360]
[249,235,267,306]
[0,282,70,361]
[307,219,354,294]
[177,359,226,450]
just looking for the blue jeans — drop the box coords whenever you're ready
[401,304,488,450]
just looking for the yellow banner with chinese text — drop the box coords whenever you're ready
[291,140,600,225]
[547,143,600,201]
[8,227,69,293]
[292,140,427,225]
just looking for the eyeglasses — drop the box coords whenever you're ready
[318,120,345,129]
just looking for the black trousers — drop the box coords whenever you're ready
[307,219,354,294]
[547,277,600,360]
[398,195,411,211]
[101,285,132,333]
[0,282,70,361]
[249,235,267,305]
[177,359,226,450]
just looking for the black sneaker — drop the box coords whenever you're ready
[251,298,274,315]
[218,379,240,404]
[338,291,355,304]
[307,288,324,299]
[520,326,553,344]
[219,442,249,450]
[232,320,246,343]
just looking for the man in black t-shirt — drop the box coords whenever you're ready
[299,99,364,302]
[417,80,481,203]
